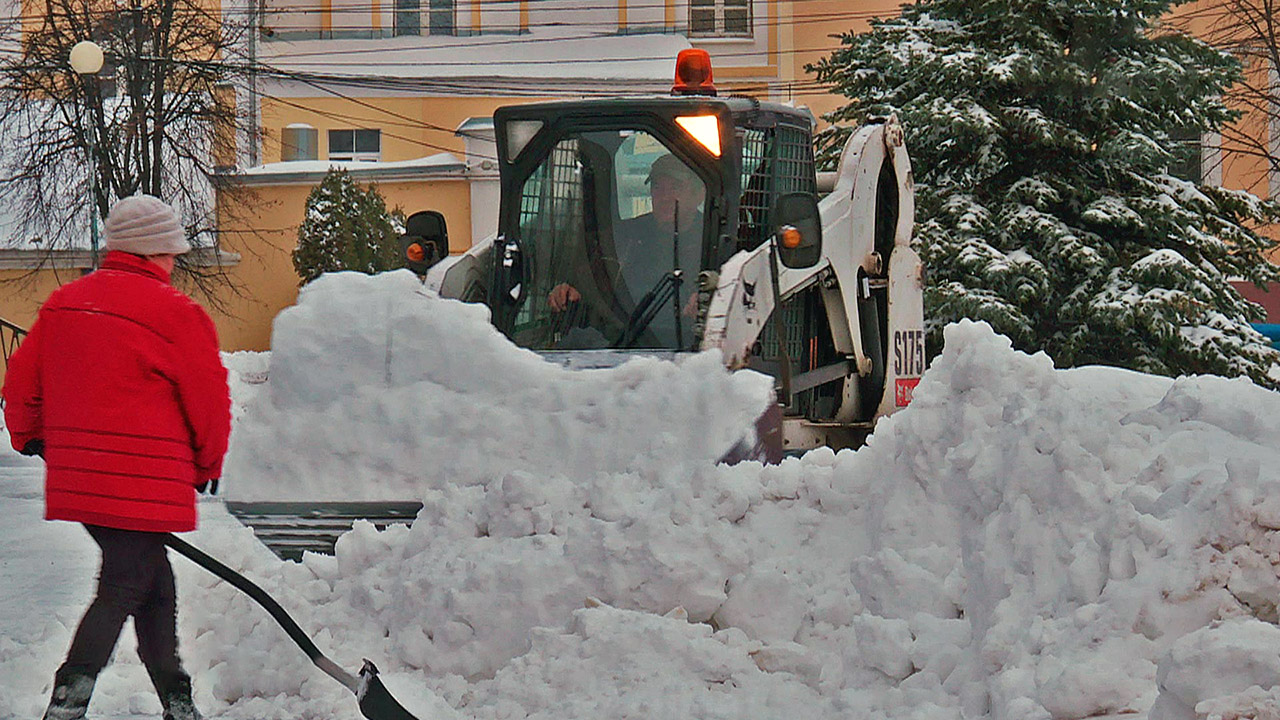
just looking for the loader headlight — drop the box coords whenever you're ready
[675,115,721,157]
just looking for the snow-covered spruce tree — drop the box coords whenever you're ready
[810,0,1280,386]
[293,169,406,285]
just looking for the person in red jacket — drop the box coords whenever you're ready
[3,195,232,720]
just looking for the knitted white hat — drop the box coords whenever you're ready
[103,195,191,256]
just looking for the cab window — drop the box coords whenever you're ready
[505,129,707,351]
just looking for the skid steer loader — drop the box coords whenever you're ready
[404,49,926,458]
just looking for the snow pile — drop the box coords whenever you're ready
[1152,619,1280,720]
[223,349,270,422]
[224,270,774,500]
[6,270,1280,720]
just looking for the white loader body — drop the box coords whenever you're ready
[417,87,926,456]
[701,116,925,450]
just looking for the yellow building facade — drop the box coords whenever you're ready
[207,0,910,351]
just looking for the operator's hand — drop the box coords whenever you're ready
[548,283,581,312]
[196,478,219,495]
[20,439,44,458]
[683,292,698,317]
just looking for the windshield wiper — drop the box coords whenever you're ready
[615,202,689,350]
[614,269,683,349]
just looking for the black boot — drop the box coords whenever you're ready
[41,667,97,720]
[155,671,202,720]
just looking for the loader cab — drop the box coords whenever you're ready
[420,54,925,452]
[467,96,818,353]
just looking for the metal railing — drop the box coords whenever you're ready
[0,317,28,369]
[224,501,424,561]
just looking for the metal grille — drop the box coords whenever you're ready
[514,139,582,333]
[738,128,771,249]
[757,286,840,419]
[745,122,816,365]
[737,124,816,252]
[758,294,807,362]
[775,124,817,196]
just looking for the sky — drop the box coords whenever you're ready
[2,269,1279,719]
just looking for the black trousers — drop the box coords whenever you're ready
[60,524,185,686]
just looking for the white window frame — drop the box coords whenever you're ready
[329,128,381,162]
[1202,130,1223,187]
[281,123,319,162]
[688,0,751,38]
[1167,126,1203,183]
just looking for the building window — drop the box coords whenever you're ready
[1168,127,1202,183]
[394,0,420,36]
[689,0,750,37]
[329,129,381,161]
[281,124,318,161]
[429,0,455,35]
[1202,131,1222,187]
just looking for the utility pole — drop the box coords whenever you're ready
[248,0,261,167]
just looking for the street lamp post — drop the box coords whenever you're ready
[69,40,104,270]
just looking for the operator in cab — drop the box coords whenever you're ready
[547,152,704,349]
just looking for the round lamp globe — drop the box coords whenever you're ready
[69,41,104,75]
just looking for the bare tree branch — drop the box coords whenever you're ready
[0,0,264,310]
[1172,0,1280,191]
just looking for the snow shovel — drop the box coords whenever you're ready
[162,533,421,720]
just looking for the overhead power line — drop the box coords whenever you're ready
[291,72,503,153]
[0,44,847,103]
[3,4,895,32]
[256,29,850,61]
[253,10,891,41]
[260,42,849,67]
[245,59,840,99]
[259,87,481,157]
[0,0,884,139]
[3,0,893,21]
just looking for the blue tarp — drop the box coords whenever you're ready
[1252,323,1280,348]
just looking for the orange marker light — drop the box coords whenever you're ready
[406,242,426,262]
[780,226,803,249]
[672,48,717,96]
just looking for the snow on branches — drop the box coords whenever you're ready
[810,0,1280,387]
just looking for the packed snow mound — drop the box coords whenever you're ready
[9,267,1280,720]
[206,305,1280,719]
[1151,619,1280,720]
[224,270,775,500]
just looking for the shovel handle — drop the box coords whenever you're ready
[163,533,360,694]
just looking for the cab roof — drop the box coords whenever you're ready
[494,95,815,129]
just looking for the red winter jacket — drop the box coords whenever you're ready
[2,251,232,532]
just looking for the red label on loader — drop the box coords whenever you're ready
[895,377,920,407]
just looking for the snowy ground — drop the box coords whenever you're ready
[3,269,1280,720]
